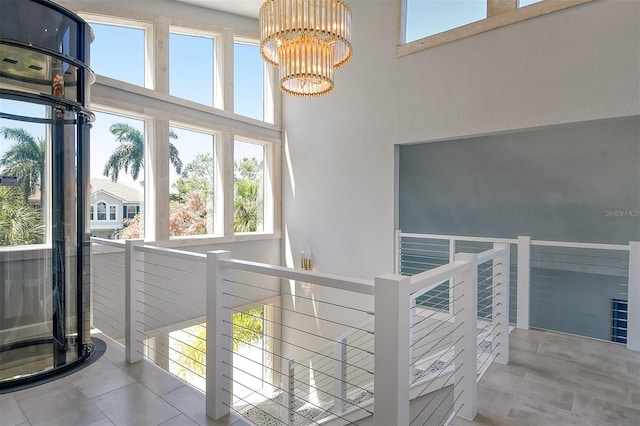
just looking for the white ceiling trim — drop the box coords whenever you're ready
[173,0,262,19]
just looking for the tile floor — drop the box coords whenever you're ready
[452,328,640,426]
[0,333,248,426]
[1,328,639,426]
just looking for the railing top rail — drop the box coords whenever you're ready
[409,260,470,296]
[136,244,207,262]
[477,247,506,264]
[530,239,630,251]
[90,237,126,248]
[399,232,517,245]
[399,232,632,252]
[219,258,375,296]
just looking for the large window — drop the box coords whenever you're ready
[406,0,486,43]
[169,125,216,237]
[87,21,146,87]
[91,110,146,239]
[234,40,265,122]
[170,29,214,107]
[234,140,265,233]
[401,0,593,53]
[519,0,543,6]
[75,10,279,244]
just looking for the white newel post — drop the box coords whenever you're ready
[517,236,531,330]
[492,244,510,364]
[374,274,410,426]
[125,239,143,363]
[453,253,478,421]
[333,338,348,415]
[206,250,232,420]
[628,242,639,351]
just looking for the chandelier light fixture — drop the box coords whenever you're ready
[259,0,353,97]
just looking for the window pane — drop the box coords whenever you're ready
[0,101,47,246]
[169,126,215,236]
[170,32,214,106]
[519,0,544,7]
[406,0,487,42]
[91,110,145,239]
[97,202,106,220]
[234,140,264,233]
[234,42,264,121]
[88,22,145,86]
[109,205,116,220]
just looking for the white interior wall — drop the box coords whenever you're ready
[282,0,640,280]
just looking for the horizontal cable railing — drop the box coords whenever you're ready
[90,233,637,426]
[211,255,376,426]
[129,243,209,389]
[397,232,519,326]
[90,238,126,341]
[396,231,639,352]
[529,241,630,343]
[399,244,510,425]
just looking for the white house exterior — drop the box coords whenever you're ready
[89,178,143,239]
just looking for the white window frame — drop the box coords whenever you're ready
[398,0,594,56]
[68,4,282,246]
[233,37,275,125]
[169,26,220,109]
[81,13,155,90]
[96,201,108,221]
[168,122,220,239]
[125,205,139,220]
[232,137,275,235]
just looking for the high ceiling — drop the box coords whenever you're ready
[173,0,263,19]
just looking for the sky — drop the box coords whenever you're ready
[406,0,543,42]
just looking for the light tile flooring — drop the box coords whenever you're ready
[452,328,640,426]
[0,333,248,426]
[1,328,639,426]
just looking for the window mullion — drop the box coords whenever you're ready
[488,0,517,17]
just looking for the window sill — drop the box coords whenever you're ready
[93,75,281,134]
[159,231,282,248]
[398,0,593,57]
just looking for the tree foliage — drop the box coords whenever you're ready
[0,127,45,245]
[0,127,45,200]
[169,191,208,236]
[170,153,213,203]
[103,123,183,182]
[0,187,43,246]
[174,307,264,379]
[118,214,143,239]
[234,157,263,232]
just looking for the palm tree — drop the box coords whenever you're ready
[234,158,263,232]
[0,127,45,200]
[103,123,183,181]
[174,307,264,380]
[0,187,43,246]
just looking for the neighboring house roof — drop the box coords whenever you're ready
[90,178,143,204]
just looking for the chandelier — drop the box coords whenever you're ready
[259,0,353,97]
